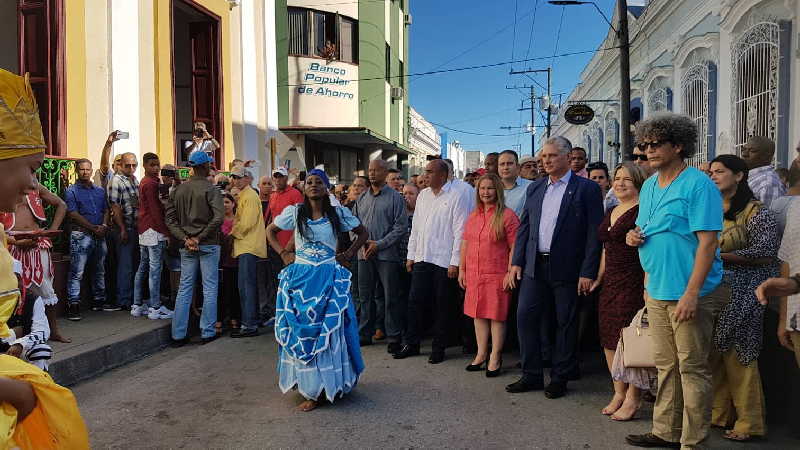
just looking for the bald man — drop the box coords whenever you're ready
[742,136,785,207]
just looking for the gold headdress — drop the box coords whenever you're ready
[0,68,47,159]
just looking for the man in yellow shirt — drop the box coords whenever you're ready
[230,168,267,338]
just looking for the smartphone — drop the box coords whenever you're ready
[116,131,130,140]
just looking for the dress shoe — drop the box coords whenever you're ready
[428,351,445,364]
[231,329,259,338]
[465,360,486,372]
[170,337,190,348]
[505,378,544,393]
[387,342,402,354]
[486,359,503,378]
[359,337,373,346]
[372,329,386,341]
[201,335,218,345]
[393,344,420,359]
[544,381,567,399]
[625,433,680,448]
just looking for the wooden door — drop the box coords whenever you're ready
[17,0,62,155]
[189,21,220,163]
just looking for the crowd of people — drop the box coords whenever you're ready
[2,63,800,448]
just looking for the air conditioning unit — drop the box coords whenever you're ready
[391,87,405,99]
[404,14,412,25]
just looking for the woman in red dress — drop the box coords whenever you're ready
[590,162,648,421]
[458,174,520,377]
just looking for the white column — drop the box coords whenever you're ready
[110,0,142,169]
[241,0,259,168]
[264,0,280,175]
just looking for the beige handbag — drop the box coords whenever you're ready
[621,307,655,368]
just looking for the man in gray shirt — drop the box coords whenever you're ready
[353,159,408,353]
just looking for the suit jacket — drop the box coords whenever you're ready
[511,173,604,281]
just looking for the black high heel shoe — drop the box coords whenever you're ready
[465,360,486,372]
[486,358,503,378]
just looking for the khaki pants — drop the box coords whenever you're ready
[710,349,766,435]
[647,284,728,449]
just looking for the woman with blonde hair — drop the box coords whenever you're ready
[458,174,520,377]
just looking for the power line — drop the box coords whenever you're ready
[550,5,566,68]
[428,121,529,137]
[523,0,541,60]
[511,0,519,64]
[281,46,623,87]
[445,106,521,125]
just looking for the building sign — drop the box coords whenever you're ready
[564,104,595,125]
[287,57,359,127]
[297,63,355,100]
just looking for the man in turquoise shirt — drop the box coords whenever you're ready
[625,113,727,450]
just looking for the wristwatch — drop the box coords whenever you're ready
[791,273,800,295]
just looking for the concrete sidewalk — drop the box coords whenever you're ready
[49,311,172,387]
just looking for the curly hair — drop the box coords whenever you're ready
[635,112,698,159]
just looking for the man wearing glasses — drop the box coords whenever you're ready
[107,153,140,311]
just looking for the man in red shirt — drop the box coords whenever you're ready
[264,167,302,325]
[133,153,173,320]
[268,167,303,247]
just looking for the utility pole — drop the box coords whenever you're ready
[509,67,552,153]
[617,0,631,157]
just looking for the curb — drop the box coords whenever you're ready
[50,323,172,387]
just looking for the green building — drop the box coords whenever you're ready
[275,0,411,184]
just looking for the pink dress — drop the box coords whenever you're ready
[463,206,520,321]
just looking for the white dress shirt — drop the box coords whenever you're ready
[406,180,473,269]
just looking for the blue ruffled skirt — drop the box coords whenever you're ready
[275,260,364,402]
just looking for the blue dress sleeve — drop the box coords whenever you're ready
[274,204,298,231]
[336,206,361,232]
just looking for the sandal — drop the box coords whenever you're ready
[723,430,753,442]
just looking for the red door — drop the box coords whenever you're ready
[17,0,62,156]
[189,21,221,164]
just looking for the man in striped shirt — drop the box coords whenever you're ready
[742,136,786,207]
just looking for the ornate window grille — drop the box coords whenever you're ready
[648,88,668,114]
[731,21,779,157]
[594,126,604,163]
[682,63,710,167]
[605,116,619,167]
[583,131,593,161]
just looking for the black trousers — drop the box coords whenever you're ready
[517,256,579,384]
[404,262,455,351]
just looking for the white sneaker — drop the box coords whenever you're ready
[130,304,147,317]
[148,306,174,320]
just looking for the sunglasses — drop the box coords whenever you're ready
[637,140,668,151]
[632,154,648,161]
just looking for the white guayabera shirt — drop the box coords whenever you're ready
[778,199,800,331]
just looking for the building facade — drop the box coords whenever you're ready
[0,0,280,177]
[274,0,410,185]
[464,151,484,173]
[408,106,440,176]
[545,0,800,169]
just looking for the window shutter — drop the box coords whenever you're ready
[189,22,221,163]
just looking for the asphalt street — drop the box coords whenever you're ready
[74,333,793,448]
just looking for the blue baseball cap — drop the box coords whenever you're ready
[187,150,214,167]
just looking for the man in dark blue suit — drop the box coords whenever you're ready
[505,136,604,398]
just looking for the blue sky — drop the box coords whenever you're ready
[408,0,617,156]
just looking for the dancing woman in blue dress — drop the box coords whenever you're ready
[266,169,369,412]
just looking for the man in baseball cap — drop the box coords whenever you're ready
[187,150,214,167]
[272,166,289,178]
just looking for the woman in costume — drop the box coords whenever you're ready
[0,68,89,448]
[266,169,368,412]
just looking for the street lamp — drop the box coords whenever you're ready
[548,0,632,157]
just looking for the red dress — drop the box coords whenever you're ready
[597,205,645,350]
[463,206,520,321]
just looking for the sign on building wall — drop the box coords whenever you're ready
[287,57,359,127]
[564,104,595,125]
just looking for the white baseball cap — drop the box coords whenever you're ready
[273,167,288,177]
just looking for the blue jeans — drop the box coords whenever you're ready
[133,241,166,308]
[112,227,138,307]
[238,253,259,332]
[172,245,220,340]
[67,231,107,306]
